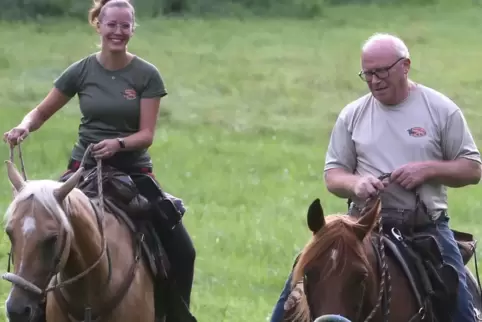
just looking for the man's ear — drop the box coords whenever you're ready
[403,58,411,75]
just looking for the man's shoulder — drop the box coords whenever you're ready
[338,92,373,123]
[414,83,461,115]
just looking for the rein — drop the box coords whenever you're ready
[357,172,392,322]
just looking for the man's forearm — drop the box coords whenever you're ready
[426,158,481,187]
[324,168,360,199]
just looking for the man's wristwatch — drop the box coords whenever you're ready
[117,138,126,149]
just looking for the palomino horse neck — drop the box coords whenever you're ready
[286,198,418,322]
[3,160,154,322]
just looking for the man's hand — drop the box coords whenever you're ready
[390,162,432,190]
[353,175,387,200]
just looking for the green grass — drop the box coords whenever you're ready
[1,3,482,321]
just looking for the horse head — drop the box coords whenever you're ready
[289,198,382,322]
[3,160,84,322]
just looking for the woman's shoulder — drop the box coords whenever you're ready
[129,55,167,97]
[131,55,162,74]
[61,53,96,73]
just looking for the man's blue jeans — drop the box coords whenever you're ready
[430,218,476,322]
[270,271,293,322]
[269,218,476,322]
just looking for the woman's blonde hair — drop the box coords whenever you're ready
[88,0,135,27]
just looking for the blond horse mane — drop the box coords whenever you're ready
[287,212,376,322]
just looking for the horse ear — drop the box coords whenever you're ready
[353,197,381,240]
[307,198,325,233]
[5,160,26,193]
[54,167,85,202]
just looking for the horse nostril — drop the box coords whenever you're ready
[6,299,33,320]
[23,305,32,316]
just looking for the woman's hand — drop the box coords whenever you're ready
[3,126,30,147]
[92,139,121,160]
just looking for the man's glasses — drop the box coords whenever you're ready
[358,57,405,82]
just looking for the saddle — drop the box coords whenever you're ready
[69,165,171,281]
[379,225,477,322]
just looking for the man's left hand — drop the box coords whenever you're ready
[390,162,433,190]
[92,139,121,160]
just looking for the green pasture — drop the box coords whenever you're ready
[0,4,482,321]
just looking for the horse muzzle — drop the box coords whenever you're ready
[5,296,39,322]
[314,315,352,322]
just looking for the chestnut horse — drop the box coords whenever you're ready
[2,160,155,322]
[285,198,482,322]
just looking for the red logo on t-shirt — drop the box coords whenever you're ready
[407,127,426,137]
[123,89,137,100]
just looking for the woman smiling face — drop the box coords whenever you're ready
[96,2,135,54]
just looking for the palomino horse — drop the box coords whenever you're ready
[285,197,482,322]
[2,160,155,322]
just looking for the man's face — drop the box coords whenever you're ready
[360,45,410,105]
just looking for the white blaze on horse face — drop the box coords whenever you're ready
[19,216,36,273]
[330,249,338,270]
[22,216,36,236]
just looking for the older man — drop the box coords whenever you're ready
[269,33,481,322]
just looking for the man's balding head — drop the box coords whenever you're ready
[361,33,410,60]
[359,33,412,106]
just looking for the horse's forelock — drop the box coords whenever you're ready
[293,215,366,279]
[4,180,75,234]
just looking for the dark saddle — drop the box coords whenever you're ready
[378,225,477,321]
[71,165,172,281]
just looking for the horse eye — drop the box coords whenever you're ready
[42,235,58,262]
[44,235,58,248]
[350,272,367,286]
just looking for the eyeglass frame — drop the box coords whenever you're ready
[358,57,406,82]
[100,20,134,31]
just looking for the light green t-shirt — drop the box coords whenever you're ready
[324,83,481,210]
[54,53,167,168]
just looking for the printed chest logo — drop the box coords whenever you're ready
[123,88,137,100]
[407,127,427,137]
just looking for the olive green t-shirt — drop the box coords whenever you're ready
[54,53,167,168]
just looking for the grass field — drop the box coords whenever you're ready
[1,3,482,321]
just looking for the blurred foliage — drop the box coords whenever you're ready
[0,0,475,20]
